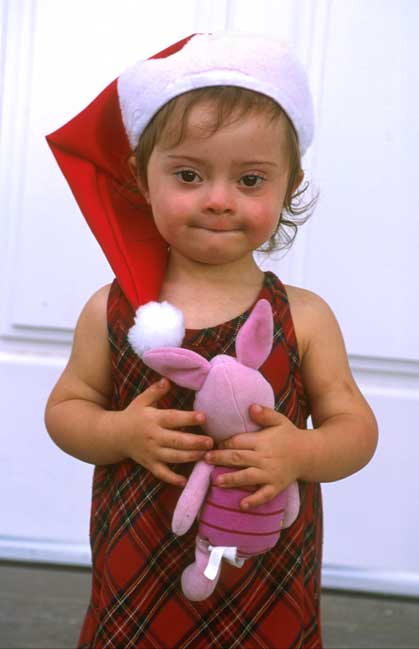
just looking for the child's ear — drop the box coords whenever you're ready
[293,169,304,194]
[128,154,150,203]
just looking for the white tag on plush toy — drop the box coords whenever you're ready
[204,546,245,580]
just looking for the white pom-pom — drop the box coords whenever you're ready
[128,301,185,358]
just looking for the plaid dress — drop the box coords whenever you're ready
[78,271,323,648]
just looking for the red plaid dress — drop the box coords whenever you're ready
[79,271,323,648]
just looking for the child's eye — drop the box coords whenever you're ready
[175,170,202,183]
[240,174,264,188]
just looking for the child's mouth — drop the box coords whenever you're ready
[194,225,241,233]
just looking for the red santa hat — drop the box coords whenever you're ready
[46,32,314,354]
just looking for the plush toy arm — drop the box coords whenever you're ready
[172,460,213,536]
[283,481,300,528]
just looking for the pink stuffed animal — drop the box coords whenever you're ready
[143,299,300,601]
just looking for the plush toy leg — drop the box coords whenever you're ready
[181,538,220,602]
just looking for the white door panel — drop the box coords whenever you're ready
[304,0,419,360]
[323,385,419,572]
[0,353,92,562]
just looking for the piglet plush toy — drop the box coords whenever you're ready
[142,299,300,601]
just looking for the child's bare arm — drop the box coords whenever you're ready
[294,288,378,483]
[45,285,212,486]
[205,288,378,508]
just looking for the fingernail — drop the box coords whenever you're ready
[252,404,262,414]
[195,412,205,423]
[159,378,167,388]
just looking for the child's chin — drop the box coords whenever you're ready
[191,246,249,266]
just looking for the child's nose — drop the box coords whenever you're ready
[203,181,235,214]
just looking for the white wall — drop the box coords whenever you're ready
[1,0,418,596]
[303,0,419,597]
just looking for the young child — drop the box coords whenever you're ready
[45,33,378,648]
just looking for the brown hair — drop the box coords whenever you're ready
[134,86,316,252]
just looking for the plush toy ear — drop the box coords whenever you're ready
[142,348,211,390]
[235,299,273,369]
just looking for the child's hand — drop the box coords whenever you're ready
[205,404,306,510]
[117,378,213,487]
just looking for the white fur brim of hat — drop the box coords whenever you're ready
[117,32,314,156]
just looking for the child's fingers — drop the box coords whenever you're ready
[220,433,258,449]
[205,448,257,467]
[159,408,206,429]
[161,430,213,452]
[159,447,209,464]
[135,378,171,405]
[249,404,288,426]
[214,467,260,489]
[239,485,277,510]
[152,462,187,487]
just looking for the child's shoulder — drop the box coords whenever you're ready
[74,284,112,340]
[284,284,332,314]
[49,284,114,410]
[81,283,112,316]
[284,284,343,360]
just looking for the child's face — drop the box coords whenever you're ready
[138,102,292,268]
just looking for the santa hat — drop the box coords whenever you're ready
[46,32,314,355]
